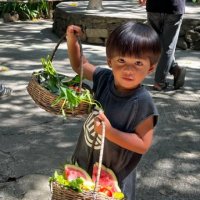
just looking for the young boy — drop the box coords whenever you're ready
[66,21,161,200]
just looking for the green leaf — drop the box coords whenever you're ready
[41,56,57,76]
[68,178,84,192]
[51,96,64,107]
[47,78,59,93]
[61,75,81,87]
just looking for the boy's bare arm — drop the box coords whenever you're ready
[94,113,154,154]
[66,25,95,81]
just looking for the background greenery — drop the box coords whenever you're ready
[0,0,199,21]
[0,0,59,20]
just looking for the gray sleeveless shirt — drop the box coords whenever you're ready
[72,67,158,184]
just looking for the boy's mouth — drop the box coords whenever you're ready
[122,76,134,81]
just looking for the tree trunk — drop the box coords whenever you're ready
[87,0,103,10]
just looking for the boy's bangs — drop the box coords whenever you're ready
[119,34,156,57]
[106,22,161,64]
[109,34,159,62]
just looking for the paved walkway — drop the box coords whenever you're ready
[0,3,200,200]
[57,1,200,19]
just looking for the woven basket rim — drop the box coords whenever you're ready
[27,72,93,116]
[51,181,122,200]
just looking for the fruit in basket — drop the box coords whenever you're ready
[99,186,113,197]
[64,164,92,182]
[49,164,125,198]
[92,162,121,193]
[113,192,125,199]
[49,171,82,191]
[49,169,93,193]
[81,180,95,191]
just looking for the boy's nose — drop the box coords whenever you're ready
[124,65,133,71]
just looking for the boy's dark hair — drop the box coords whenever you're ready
[106,21,161,65]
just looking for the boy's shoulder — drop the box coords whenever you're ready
[93,66,112,89]
[94,66,111,76]
[136,86,157,111]
[129,85,153,102]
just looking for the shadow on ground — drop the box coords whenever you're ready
[0,20,199,200]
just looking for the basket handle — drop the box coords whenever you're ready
[49,33,84,91]
[50,33,66,62]
[93,121,106,199]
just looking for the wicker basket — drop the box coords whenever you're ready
[27,34,93,116]
[50,123,125,200]
[51,182,116,200]
[27,74,92,116]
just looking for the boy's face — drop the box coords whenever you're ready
[107,55,156,92]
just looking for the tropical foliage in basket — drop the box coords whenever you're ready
[35,56,101,117]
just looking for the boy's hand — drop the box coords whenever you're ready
[66,25,82,40]
[94,111,112,136]
[138,0,147,6]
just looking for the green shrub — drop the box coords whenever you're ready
[0,0,49,20]
[192,0,200,3]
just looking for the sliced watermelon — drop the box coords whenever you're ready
[92,162,121,193]
[64,164,92,181]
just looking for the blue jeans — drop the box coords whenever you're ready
[120,168,136,200]
[147,12,183,83]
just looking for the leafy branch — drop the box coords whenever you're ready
[38,56,102,116]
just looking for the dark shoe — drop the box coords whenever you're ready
[153,82,169,91]
[170,65,186,90]
[0,86,12,99]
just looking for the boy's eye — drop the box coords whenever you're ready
[117,58,125,63]
[135,61,143,66]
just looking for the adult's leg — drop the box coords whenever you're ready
[155,14,183,84]
[147,13,183,84]
[159,14,186,89]
[147,13,167,90]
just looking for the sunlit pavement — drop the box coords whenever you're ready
[0,14,200,200]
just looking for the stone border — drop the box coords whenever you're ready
[52,1,200,50]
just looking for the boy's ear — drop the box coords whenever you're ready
[148,64,157,74]
[107,58,112,68]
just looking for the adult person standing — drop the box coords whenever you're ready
[138,0,186,91]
